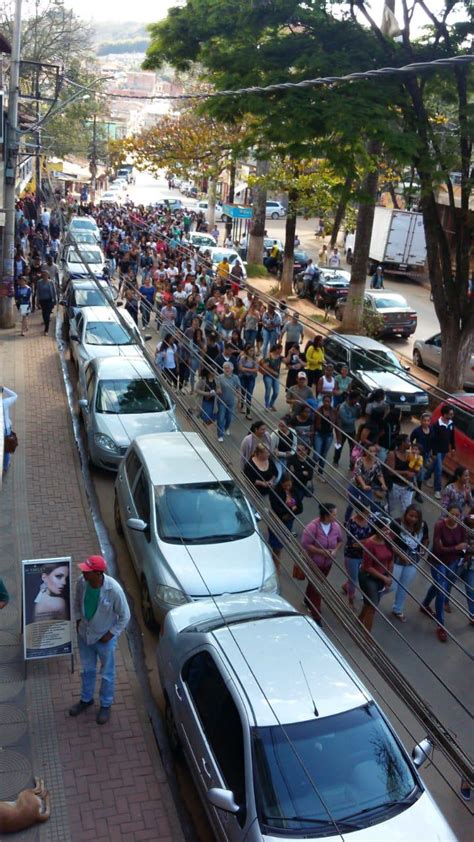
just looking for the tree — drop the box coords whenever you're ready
[120,111,248,226]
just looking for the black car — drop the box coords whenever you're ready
[315,270,351,309]
[61,278,117,338]
[293,249,310,276]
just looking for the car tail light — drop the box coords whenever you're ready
[323,286,332,293]
[382,313,391,320]
[409,312,417,320]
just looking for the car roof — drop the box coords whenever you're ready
[92,356,155,379]
[326,333,392,351]
[441,394,474,409]
[134,432,230,486]
[213,612,367,724]
[69,278,109,289]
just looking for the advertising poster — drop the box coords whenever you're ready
[22,557,72,660]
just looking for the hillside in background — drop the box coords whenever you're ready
[92,20,150,55]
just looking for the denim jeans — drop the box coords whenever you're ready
[422,560,459,626]
[388,484,414,518]
[314,433,333,475]
[431,452,447,492]
[239,374,256,413]
[78,634,118,708]
[244,328,257,346]
[262,328,277,358]
[263,375,280,408]
[391,563,418,615]
[217,401,234,438]
[344,555,362,599]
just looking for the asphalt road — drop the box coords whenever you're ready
[82,174,472,840]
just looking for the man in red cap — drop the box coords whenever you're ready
[69,555,130,725]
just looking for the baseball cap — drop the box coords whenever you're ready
[79,555,107,573]
[297,372,307,379]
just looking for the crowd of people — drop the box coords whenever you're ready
[9,196,473,648]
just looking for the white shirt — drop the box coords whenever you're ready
[40,210,50,227]
[328,252,341,267]
[1,387,17,434]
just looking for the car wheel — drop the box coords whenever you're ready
[413,349,423,368]
[114,493,123,536]
[164,697,181,754]
[140,577,158,631]
[271,212,279,219]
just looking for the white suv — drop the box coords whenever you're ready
[266,200,286,219]
[159,593,456,842]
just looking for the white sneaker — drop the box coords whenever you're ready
[225,429,230,436]
[218,436,224,442]
[434,490,441,499]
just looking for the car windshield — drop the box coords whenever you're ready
[213,251,238,263]
[253,703,418,833]
[154,481,254,543]
[84,322,134,346]
[74,289,109,307]
[70,221,96,231]
[351,348,403,372]
[68,249,102,264]
[96,378,168,414]
[372,295,408,309]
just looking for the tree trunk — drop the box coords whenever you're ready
[225,158,236,239]
[330,175,353,247]
[388,181,400,209]
[247,158,269,266]
[279,188,298,298]
[207,177,217,229]
[340,155,379,335]
[0,297,15,329]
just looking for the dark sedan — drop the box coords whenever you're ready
[293,249,310,276]
[315,270,351,309]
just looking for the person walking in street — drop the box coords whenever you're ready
[385,435,417,517]
[270,417,297,479]
[430,405,456,499]
[15,277,32,336]
[301,503,343,625]
[284,343,305,389]
[390,504,429,622]
[36,271,57,335]
[244,442,277,497]
[138,276,155,328]
[410,411,435,497]
[286,371,314,412]
[328,247,341,268]
[238,344,259,419]
[260,344,283,410]
[239,420,272,469]
[342,505,373,607]
[261,302,282,359]
[358,515,393,633]
[313,395,336,480]
[441,466,473,516]
[370,266,385,289]
[268,474,303,571]
[280,312,304,356]
[420,505,468,642]
[196,368,217,425]
[333,391,361,466]
[346,441,388,519]
[304,335,325,389]
[287,442,314,505]
[1,385,18,474]
[215,361,240,442]
[70,555,130,725]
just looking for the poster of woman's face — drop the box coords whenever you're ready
[22,557,72,660]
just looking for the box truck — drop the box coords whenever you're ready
[369,206,426,273]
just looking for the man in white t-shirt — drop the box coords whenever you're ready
[328,248,341,268]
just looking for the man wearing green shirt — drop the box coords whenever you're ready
[69,556,130,725]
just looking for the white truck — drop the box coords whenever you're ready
[368,206,426,273]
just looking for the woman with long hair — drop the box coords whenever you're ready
[155,332,178,387]
[390,504,429,622]
[32,562,70,622]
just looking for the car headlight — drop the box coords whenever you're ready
[415,393,429,403]
[262,573,279,593]
[94,433,120,453]
[156,585,188,606]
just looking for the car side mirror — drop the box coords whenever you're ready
[78,399,88,409]
[207,788,239,815]
[412,738,433,768]
[126,517,147,532]
[116,301,123,308]
[403,364,410,371]
[144,334,152,342]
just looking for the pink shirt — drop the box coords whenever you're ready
[301,518,343,571]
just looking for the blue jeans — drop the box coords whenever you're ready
[217,401,234,438]
[422,560,459,626]
[262,328,277,358]
[314,433,333,475]
[239,374,256,413]
[391,562,418,615]
[344,555,362,599]
[429,452,446,492]
[78,634,118,708]
[263,375,280,408]
[244,328,257,346]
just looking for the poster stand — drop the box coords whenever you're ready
[21,557,74,673]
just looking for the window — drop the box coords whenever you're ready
[325,340,348,367]
[86,369,95,405]
[84,322,133,346]
[427,334,442,348]
[183,652,246,819]
[125,449,142,489]
[452,406,474,439]
[371,294,409,310]
[133,472,151,526]
[154,482,254,544]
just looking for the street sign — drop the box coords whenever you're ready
[222,203,253,219]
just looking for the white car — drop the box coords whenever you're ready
[159,593,456,842]
[186,231,217,249]
[196,200,229,221]
[199,246,247,280]
[60,243,108,285]
[69,306,147,393]
[101,191,123,205]
[78,356,177,470]
[413,333,474,388]
[68,216,100,241]
[114,432,278,627]
[266,200,286,219]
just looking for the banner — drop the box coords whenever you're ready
[22,557,72,660]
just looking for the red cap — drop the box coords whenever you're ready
[78,555,107,573]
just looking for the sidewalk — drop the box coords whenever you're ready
[0,313,185,842]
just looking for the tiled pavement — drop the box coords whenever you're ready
[0,311,184,842]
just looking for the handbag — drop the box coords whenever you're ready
[4,431,18,454]
[292,562,306,581]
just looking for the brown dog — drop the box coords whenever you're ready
[0,777,51,834]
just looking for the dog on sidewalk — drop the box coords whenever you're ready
[0,777,51,834]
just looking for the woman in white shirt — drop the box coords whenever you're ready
[155,333,178,387]
[2,386,18,472]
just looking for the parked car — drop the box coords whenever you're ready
[315,269,351,309]
[114,432,278,628]
[196,200,229,221]
[266,200,286,219]
[60,243,108,288]
[61,278,117,336]
[199,247,247,281]
[159,593,456,842]
[187,231,217,249]
[63,230,97,247]
[413,333,474,389]
[263,237,284,255]
[335,291,418,338]
[293,248,310,276]
[67,216,100,241]
[324,334,429,415]
[78,357,177,470]
[69,306,147,392]
[431,394,474,480]
[100,191,123,205]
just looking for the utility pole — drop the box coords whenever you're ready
[89,113,97,204]
[0,0,22,329]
